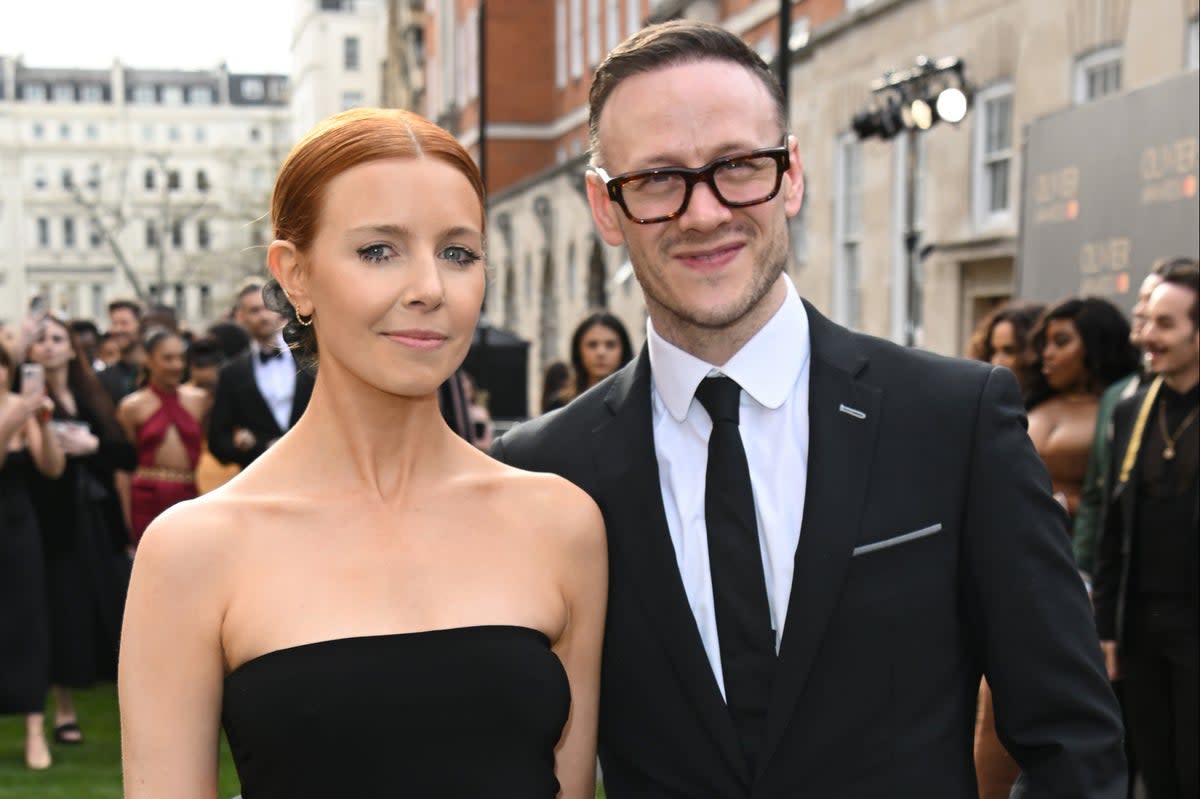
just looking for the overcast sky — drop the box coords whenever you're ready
[0,0,294,73]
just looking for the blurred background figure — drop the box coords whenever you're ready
[460,371,493,451]
[205,320,252,362]
[0,320,20,360]
[0,343,64,770]
[116,329,209,547]
[1027,296,1140,520]
[540,360,573,414]
[98,299,144,405]
[967,302,1046,403]
[186,335,242,494]
[68,320,103,372]
[24,315,135,749]
[96,333,122,370]
[568,311,634,403]
[208,281,313,467]
[1096,261,1200,799]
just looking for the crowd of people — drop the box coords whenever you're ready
[965,258,1199,799]
[0,281,320,771]
[1,17,1196,799]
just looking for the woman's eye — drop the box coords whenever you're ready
[357,244,393,263]
[441,245,482,265]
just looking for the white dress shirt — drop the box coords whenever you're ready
[648,275,811,699]
[251,331,298,433]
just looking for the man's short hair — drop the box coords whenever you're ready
[236,278,265,304]
[1156,258,1200,329]
[108,298,143,319]
[587,20,786,166]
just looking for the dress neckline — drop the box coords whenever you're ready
[225,624,554,679]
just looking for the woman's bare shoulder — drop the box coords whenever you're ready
[483,462,605,554]
[134,492,254,581]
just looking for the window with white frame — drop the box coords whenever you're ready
[570,0,583,79]
[341,91,364,110]
[626,0,640,36]
[241,78,265,100]
[1073,46,1121,104]
[973,82,1014,228]
[466,9,479,100]
[588,0,602,66]
[344,36,361,70]
[455,21,467,104]
[162,86,184,105]
[33,165,47,190]
[606,0,620,51]
[59,123,70,140]
[23,83,47,102]
[36,218,50,248]
[90,223,103,249]
[86,124,99,141]
[1188,18,1198,69]
[52,83,74,103]
[63,218,76,248]
[79,84,103,103]
[834,135,863,329]
[556,0,567,88]
[131,84,156,104]
[190,85,213,105]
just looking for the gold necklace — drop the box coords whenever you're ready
[1158,401,1200,461]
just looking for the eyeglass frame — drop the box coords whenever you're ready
[591,140,792,225]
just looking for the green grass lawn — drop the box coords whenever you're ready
[1,684,607,798]
[0,684,241,799]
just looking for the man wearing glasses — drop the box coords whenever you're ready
[494,20,1125,798]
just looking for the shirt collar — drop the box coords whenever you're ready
[251,331,290,359]
[648,274,811,422]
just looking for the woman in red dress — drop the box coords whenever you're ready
[116,329,210,546]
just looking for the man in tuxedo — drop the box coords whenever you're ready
[98,298,144,404]
[1095,262,1199,799]
[493,21,1125,797]
[208,282,313,468]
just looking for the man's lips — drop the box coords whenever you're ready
[382,329,448,350]
[674,243,744,269]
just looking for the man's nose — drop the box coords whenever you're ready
[678,181,732,230]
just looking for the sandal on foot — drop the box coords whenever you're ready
[53,722,83,745]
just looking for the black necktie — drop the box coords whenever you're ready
[695,375,775,770]
[258,348,282,364]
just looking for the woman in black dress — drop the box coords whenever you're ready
[120,108,606,798]
[25,315,136,746]
[0,343,64,769]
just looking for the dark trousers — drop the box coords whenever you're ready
[1121,598,1198,799]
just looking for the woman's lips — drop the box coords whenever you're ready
[382,330,448,351]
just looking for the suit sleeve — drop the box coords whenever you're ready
[207,365,251,468]
[963,367,1126,797]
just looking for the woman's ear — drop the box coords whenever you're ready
[267,240,312,317]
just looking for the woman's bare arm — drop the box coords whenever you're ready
[550,481,608,799]
[120,503,231,799]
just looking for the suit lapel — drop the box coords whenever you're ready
[758,303,882,776]
[593,350,749,785]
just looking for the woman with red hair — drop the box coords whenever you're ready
[119,108,606,798]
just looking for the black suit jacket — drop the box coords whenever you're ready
[494,301,1125,798]
[1094,386,1200,645]
[207,351,314,468]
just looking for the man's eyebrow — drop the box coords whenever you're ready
[627,141,765,172]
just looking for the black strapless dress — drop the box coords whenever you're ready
[221,625,570,798]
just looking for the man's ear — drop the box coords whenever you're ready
[783,135,805,218]
[586,170,627,247]
[267,240,311,317]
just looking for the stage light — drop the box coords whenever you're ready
[909,98,934,130]
[936,87,968,124]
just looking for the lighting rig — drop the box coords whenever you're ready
[852,56,971,141]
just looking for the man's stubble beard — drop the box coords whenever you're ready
[636,221,790,334]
